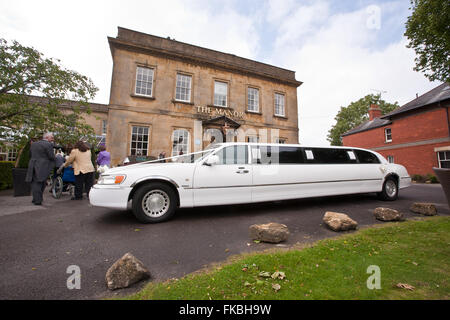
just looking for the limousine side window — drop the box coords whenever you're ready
[252,146,304,164]
[251,146,273,164]
[279,146,305,164]
[353,149,380,164]
[306,148,357,164]
[215,145,248,165]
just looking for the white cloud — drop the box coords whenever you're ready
[266,1,438,146]
[271,1,329,48]
[1,0,260,104]
[1,0,439,147]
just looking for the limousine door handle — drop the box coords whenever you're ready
[236,169,249,174]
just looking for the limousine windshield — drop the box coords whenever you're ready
[143,144,223,164]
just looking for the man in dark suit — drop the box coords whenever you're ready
[25,133,56,205]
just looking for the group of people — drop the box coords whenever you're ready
[25,133,111,205]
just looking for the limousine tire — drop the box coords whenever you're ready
[378,176,398,201]
[132,182,177,223]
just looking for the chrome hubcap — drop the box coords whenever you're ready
[385,180,397,197]
[142,190,170,217]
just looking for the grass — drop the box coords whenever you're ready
[122,217,450,300]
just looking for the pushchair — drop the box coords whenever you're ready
[51,165,75,199]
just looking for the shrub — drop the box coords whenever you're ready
[16,141,31,168]
[426,173,439,184]
[0,161,14,190]
[411,174,426,183]
[412,173,439,183]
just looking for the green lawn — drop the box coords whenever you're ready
[124,217,450,300]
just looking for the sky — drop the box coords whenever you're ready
[0,0,439,146]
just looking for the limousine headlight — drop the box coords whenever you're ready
[97,174,127,185]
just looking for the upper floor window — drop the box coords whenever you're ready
[385,128,392,143]
[175,73,192,102]
[274,93,285,116]
[247,87,259,112]
[135,66,154,97]
[214,81,228,107]
[130,126,149,156]
[172,129,190,156]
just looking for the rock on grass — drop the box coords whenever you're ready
[105,253,151,290]
[410,203,437,216]
[249,223,290,243]
[323,211,358,232]
[374,207,404,221]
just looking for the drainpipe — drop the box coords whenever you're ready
[441,100,450,137]
[446,105,450,137]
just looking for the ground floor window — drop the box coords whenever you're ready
[102,120,107,135]
[172,129,189,156]
[437,151,450,168]
[387,155,394,163]
[0,146,17,161]
[95,135,106,148]
[130,126,149,156]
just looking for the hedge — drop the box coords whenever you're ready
[0,161,14,190]
[16,141,31,168]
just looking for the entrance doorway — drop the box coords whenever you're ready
[201,116,241,149]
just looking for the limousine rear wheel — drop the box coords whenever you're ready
[132,182,177,223]
[378,176,398,201]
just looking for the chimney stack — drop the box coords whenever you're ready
[368,104,382,121]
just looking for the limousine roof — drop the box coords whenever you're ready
[213,143,387,164]
[216,142,375,151]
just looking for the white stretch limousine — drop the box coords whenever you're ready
[90,143,411,223]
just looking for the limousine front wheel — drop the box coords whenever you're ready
[132,182,177,223]
[378,177,398,201]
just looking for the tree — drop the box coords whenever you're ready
[0,38,99,149]
[404,0,450,83]
[327,94,398,146]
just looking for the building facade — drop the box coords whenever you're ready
[342,83,450,175]
[106,27,302,166]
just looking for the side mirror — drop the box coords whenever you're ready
[204,155,220,166]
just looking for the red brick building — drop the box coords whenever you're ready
[342,83,450,176]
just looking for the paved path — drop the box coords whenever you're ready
[0,184,448,300]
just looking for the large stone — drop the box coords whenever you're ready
[374,207,404,222]
[249,222,290,243]
[105,253,151,290]
[323,211,358,232]
[410,203,437,216]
